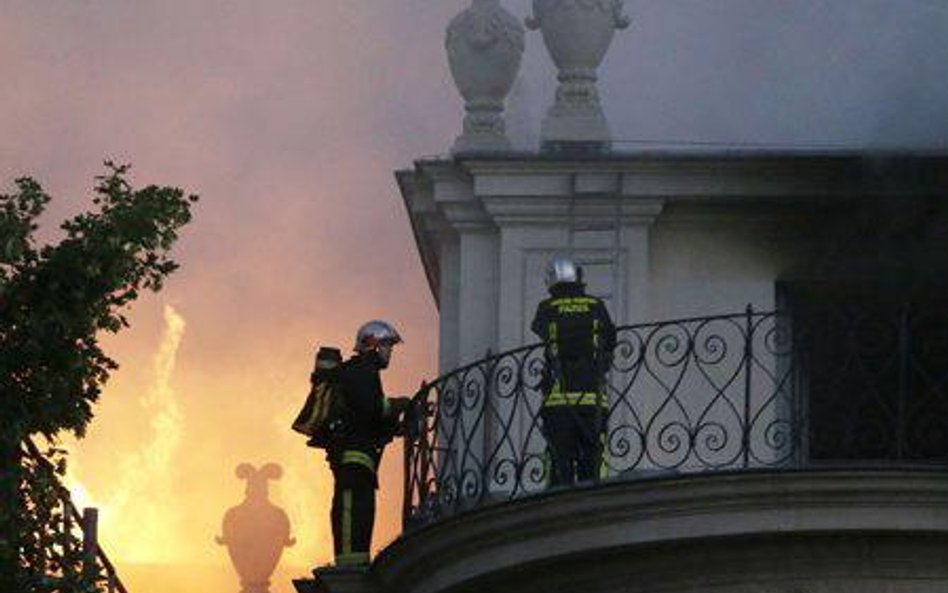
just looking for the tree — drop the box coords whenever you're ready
[0,163,198,591]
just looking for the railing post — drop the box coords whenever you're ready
[82,507,99,582]
[743,304,754,468]
[481,349,493,506]
[420,382,434,523]
[896,303,911,460]
[791,312,806,470]
[403,381,426,530]
[62,494,73,579]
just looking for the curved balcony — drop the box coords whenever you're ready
[402,307,948,530]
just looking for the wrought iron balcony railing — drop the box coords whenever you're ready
[403,307,948,529]
[22,438,128,593]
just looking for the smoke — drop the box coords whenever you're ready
[506,73,539,151]
[62,458,99,512]
[94,304,187,564]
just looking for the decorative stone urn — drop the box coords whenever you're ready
[217,463,295,593]
[527,0,630,150]
[446,0,525,154]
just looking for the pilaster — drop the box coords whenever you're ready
[436,227,460,374]
[456,225,499,364]
[616,199,664,324]
[431,168,500,366]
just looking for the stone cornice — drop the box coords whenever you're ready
[373,469,948,593]
[396,168,442,308]
[457,152,948,200]
[397,152,948,309]
[482,194,664,226]
[439,202,494,232]
[421,161,495,232]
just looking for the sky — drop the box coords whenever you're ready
[2,1,947,592]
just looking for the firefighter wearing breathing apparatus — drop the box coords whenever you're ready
[328,320,410,567]
[531,256,616,487]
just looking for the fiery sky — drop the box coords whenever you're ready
[3,1,947,592]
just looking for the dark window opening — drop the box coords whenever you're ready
[782,282,948,463]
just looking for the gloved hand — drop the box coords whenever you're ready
[389,396,412,414]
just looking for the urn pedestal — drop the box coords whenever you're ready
[527,0,630,151]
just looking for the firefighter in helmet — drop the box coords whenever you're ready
[531,256,616,486]
[328,320,410,567]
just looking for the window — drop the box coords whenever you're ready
[783,282,948,463]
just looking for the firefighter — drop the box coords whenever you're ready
[328,320,410,567]
[531,256,616,486]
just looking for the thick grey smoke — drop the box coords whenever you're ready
[497,0,948,150]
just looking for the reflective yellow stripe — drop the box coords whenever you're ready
[593,318,601,350]
[550,296,598,308]
[341,450,376,472]
[336,552,369,566]
[544,392,607,407]
[550,297,597,314]
[548,322,558,356]
[342,489,352,555]
[554,304,590,313]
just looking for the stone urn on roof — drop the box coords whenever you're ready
[527,0,630,151]
[446,0,525,154]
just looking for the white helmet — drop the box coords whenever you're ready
[354,320,403,353]
[545,256,582,288]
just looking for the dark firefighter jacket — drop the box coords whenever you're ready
[330,352,399,476]
[531,282,617,405]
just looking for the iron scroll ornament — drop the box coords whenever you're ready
[402,308,948,530]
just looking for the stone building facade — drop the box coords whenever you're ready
[299,2,948,592]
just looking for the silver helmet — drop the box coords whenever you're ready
[354,320,403,353]
[545,256,582,288]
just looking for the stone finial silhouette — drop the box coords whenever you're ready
[217,463,296,593]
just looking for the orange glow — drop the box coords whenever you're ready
[5,4,444,591]
[65,306,187,563]
[65,296,434,592]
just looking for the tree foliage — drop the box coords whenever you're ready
[0,163,198,591]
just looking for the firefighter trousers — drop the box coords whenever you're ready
[331,463,376,566]
[541,405,604,487]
